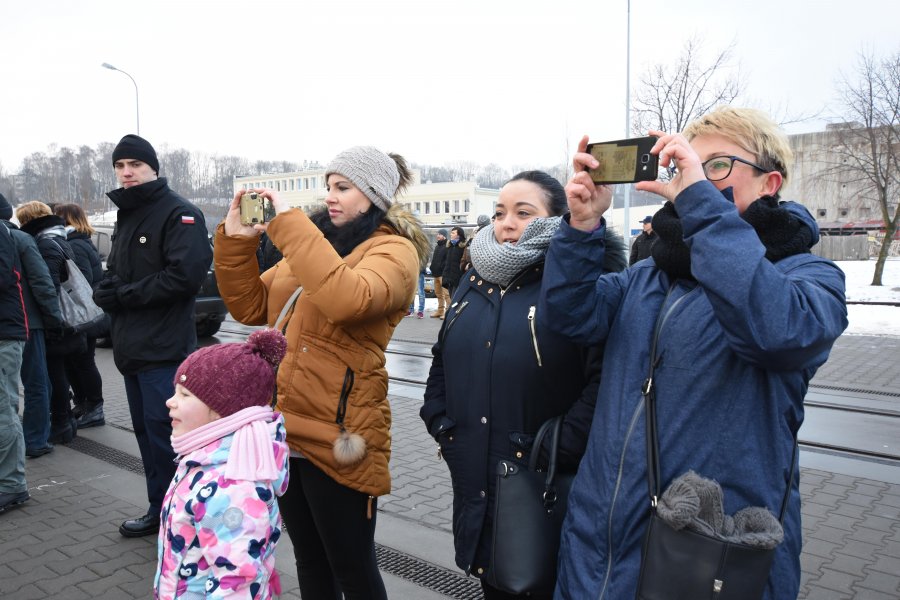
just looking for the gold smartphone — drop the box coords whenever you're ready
[239,192,275,225]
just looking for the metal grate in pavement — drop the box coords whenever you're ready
[66,435,145,474]
[65,434,480,598]
[375,543,482,599]
[811,383,900,398]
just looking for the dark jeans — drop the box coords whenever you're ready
[64,337,104,409]
[20,330,51,449]
[46,353,73,427]
[278,458,387,600]
[123,367,177,515]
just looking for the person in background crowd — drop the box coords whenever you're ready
[154,329,290,599]
[421,171,627,598]
[17,201,84,446]
[0,193,63,458]
[540,107,848,599]
[256,231,283,273]
[215,145,429,599]
[629,214,658,265]
[459,214,490,272]
[54,203,105,428]
[406,264,426,318]
[0,218,29,512]
[441,226,467,303]
[428,228,450,318]
[93,134,212,538]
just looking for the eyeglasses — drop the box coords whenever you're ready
[701,155,772,182]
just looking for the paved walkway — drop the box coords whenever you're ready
[2,310,899,599]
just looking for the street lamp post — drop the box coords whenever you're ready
[101,62,139,135]
[622,0,632,245]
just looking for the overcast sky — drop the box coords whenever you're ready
[2,0,898,174]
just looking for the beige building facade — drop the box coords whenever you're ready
[234,168,499,227]
[781,125,895,229]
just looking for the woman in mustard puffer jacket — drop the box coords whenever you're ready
[214,146,430,600]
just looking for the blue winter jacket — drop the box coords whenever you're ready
[539,181,848,600]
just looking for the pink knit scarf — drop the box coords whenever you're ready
[171,406,279,481]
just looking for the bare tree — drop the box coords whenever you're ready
[830,50,900,285]
[632,36,745,136]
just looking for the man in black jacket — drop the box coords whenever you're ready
[428,229,449,318]
[93,135,212,537]
[629,215,658,266]
[0,221,30,512]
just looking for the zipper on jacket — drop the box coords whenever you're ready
[444,300,469,336]
[527,305,542,367]
[597,281,698,600]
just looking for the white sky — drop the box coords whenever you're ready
[2,0,898,173]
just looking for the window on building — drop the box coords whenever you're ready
[817,209,827,218]
[839,207,849,218]
[276,181,281,191]
[453,199,460,213]
[465,199,470,212]
[434,201,441,214]
[444,201,450,213]
[425,203,430,214]
[290,179,295,191]
[415,202,421,213]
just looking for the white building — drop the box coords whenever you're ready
[234,168,499,227]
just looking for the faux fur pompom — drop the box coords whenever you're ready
[333,430,367,466]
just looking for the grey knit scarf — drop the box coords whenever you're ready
[468,216,562,287]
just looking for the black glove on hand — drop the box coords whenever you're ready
[93,275,124,312]
[44,327,65,343]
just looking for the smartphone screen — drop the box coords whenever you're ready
[585,136,659,184]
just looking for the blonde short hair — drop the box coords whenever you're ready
[15,201,52,227]
[683,106,793,187]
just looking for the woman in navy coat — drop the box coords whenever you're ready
[421,171,626,599]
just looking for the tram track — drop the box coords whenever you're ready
[217,319,900,465]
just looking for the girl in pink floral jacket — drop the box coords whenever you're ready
[154,330,290,599]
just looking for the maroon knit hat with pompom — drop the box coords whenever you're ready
[174,329,287,417]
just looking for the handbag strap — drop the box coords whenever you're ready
[528,415,564,507]
[274,285,303,333]
[268,285,303,407]
[642,290,797,523]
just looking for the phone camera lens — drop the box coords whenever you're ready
[640,154,650,164]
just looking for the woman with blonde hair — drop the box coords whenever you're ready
[215,145,430,599]
[53,203,105,428]
[16,201,83,443]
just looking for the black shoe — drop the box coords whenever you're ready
[25,444,55,458]
[48,417,77,444]
[76,405,105,429]
[0,490,30,513]
[119,513,160,537]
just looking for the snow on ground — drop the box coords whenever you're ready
[837,257,899,337]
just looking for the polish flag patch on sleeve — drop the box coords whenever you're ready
[181,215,195,224]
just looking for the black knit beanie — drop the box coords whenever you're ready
[112,134,159,174]
[0,192,11,220]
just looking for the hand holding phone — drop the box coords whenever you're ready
[239,192,277,225]
[585,136,659,184]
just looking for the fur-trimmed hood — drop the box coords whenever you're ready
[383,203,431,268]
[601,227,628,274]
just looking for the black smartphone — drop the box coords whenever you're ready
[585,136,659,184]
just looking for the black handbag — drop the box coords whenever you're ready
[634,311,795,600]
[488,415,573,595]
